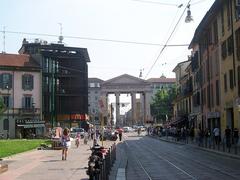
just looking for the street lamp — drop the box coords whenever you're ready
[185,4,193,23]
[32,102,35,138]
[6,85,9,139]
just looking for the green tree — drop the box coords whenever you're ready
[0,96,6,114]
[150,86,176,124]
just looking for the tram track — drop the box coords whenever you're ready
[124,135,240,180]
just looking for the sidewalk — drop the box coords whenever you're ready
[150,135,240,159]
[0,139,117,180]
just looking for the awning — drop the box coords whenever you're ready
[170,118,187,125]
[17,124,45,129]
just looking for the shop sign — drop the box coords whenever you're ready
[17,124,45,128]
[16,119,44,124]
[70,114,86,120]
[207,112,220,119]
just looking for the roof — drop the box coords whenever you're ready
[0,53,40,68]
[147,77,176,83]
[103,74,149,85]
[172,60,191,72]
[189,0,221,49]
[88,78,104,83]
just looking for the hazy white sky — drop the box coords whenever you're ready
[0,0,215,80]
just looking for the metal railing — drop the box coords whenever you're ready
[88,143,117,180]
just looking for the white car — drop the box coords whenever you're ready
[123,126,134,132]
[70,127,85,138]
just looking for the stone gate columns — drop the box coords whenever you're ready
[144,92,151,122]
[115,93,120,125]
[131,92,136,126]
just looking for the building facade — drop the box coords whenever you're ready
[19,39,90,130]
[147,74,176,102]
[0,53,42,138]
[88,78,104,125]
[175,0,240,136]
[172,60,191,127]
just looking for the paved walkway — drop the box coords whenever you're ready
[0,139,117,180]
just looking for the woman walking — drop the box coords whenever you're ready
[61,128,71,160]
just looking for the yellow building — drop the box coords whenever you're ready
[219,0,240,135]
[189,0,240,136]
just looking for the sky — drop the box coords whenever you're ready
[0,0,215,81]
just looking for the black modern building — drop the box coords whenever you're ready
[19,39,90,129]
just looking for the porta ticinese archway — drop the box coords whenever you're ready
[101,74,152,126]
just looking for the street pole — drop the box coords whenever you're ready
[7,85,9,139]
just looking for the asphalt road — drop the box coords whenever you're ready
[125,133,240,180]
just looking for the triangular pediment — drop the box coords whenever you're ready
[103,74,149,85]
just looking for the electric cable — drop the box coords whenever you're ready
[0,30,189,47]
[144,0,192,79]
[131,0,181,7]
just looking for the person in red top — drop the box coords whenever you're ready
[118,128,123,141]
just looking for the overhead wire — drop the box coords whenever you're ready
[131,0,181,7]
[0,30,189,47]
[144,0,192,79]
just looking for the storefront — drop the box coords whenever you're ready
[15,118,45,138]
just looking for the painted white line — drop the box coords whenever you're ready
[116,168,126,180]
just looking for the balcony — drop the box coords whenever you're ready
[19,108,39,115]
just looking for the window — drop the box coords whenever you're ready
[213,20,218,44]
[3,119,9,130]
[22,96,33,109]
[236,28,240,61]
[221,6,225,35]
[89,83,95,88]
[227,1,231,29]
[3,96,11,108]
[216,80,220,106]
[221,41,227,59]
[235,0,240,20]
[229,69,234,89]
[22,74,34,90]
[238,66,240,96]
[224,73,228,92]
[227,35,233,56]
[207,85,210,108]
[43,58,49,72]
[0,73,12,89]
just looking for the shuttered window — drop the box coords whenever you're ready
[22,96,33,109]
[22,74,34,90]
[0,73,12,89]
[3,119,9,130]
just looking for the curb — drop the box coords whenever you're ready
[0,163,8,174]
[189,144,240,160]
[150,135,240,160]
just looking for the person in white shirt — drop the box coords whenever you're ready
[213,127,220,145]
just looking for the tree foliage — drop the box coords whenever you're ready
[0,96,6,114]
[150,86,176,123]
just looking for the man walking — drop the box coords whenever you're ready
[225,126,232,151]
[213,126,220,146]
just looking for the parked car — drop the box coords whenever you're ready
[123,126,134,132]
[70,127,85,138]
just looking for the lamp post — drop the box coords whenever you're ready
[6,85,9,139]
[32,102,35,137]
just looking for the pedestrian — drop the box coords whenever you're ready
[189,127,194,142]
[118,128,123,141]
[233,128,239,145]
[225,126,232,149]
[204,128,211,147]
[61,128,71,160]
[197,127,204,146]
[213,126,220,145]
[84,131,88,144]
